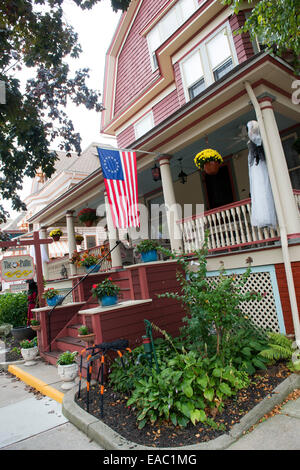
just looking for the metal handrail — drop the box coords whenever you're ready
[47,241,121,352]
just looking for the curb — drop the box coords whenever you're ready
[62,373,300,450]
[7,364,64,404]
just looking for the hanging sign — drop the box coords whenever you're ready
[0,255,35,283]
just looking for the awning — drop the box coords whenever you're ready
[48,240,69,259]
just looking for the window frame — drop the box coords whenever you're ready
[146,0,198,71]
[134,111,154,140]
[180,23,238,102]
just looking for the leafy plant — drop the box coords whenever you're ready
[91,277,120,299]
[0,292,28,327]
[30,319,40,326]
[57,350,78,365]
[136,240,159,253]
[77,252,101,267]
[43,288,60,299]
[20,337,38,349]
[259,332,294,362]
[127,351,249,429]
[75,234,84,243]
[78,325,89,335]
[158,236,262,360]
[77,208,97,223]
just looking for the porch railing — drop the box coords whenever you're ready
[178,190,300,254]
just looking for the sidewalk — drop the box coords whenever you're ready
[1,357,300,451]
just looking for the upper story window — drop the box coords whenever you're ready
[180,25,236,102]
[147,0,198,71]
[134,111,154,139]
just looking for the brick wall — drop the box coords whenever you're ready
[275,261,300,335]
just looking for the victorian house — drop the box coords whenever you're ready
[23,0,299,362]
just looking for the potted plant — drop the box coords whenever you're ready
[136,240,159,263]
[77,251,101,273]
[57,351,78,390]
[43,288,64,307]
[77,208,97,227]
[194,148,223,175]
[30,319,40,332]
[20,337,39,366]
[91,277,120,307]
[69,250,81,265]
[49,228,63,241]
[78,325,95,344]
[75,234,84,245]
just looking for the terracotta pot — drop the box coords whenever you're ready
[30,324,41,332]
[52,235,61,241]
[78,333,95,344]
[204,161,220,175]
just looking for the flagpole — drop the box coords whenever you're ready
[94,145,161,157]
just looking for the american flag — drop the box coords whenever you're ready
[97,147,140,229]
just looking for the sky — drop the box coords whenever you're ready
[3,0,122,218]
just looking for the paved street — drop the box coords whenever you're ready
[0,369,103,450]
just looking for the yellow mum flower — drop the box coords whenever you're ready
[194,149,223,169]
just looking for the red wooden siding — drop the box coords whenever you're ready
[229,12,255,63]
[117,124,136,149]
[153,89,181,126]
[275,261,300,335]
[174,61,186,106]
[114,0,169,116]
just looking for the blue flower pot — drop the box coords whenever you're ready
[85,265,100,273]
[100,295,118,307]
[47,295,64,307]
[141,250,158,263]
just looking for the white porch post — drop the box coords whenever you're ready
[66,210,77,276]
[158,154,183,253]
[104,192,122,269]
[259,96,300,235]
[39,227,49,280]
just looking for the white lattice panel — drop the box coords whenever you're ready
[206,270,280,333]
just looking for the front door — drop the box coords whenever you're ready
[202,163,234,209]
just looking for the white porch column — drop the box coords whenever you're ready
[39,227,49,280]
[66,210,77,276]
[158,154,183,253]
[104,192,122,269]
[259,96,300,235]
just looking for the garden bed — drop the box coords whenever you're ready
[74,361,291,448]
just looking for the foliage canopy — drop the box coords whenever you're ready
[0,0,131,223]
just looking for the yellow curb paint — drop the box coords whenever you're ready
[8,365,64,404]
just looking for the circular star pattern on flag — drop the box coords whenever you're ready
[103,154,120,176]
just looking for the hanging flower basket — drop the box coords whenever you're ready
[194,149,223,175]
[75,234,84,245]
[77,208,97,227]
[49,229,63,241]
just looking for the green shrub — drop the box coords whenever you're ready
[0,292,28,327]
[127,351,250,429]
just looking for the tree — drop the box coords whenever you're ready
[0,0,131,223]
[222,0,300,65]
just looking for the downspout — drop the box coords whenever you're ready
[244,80,300,349]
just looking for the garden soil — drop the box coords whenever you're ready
[74,362,291,448]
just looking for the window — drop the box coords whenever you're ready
[147,0,198,70]
[180,25,236,101]
[206,29,233,80]
[134,112,154,139]
[181,49,205,99]
[86,235,97,249]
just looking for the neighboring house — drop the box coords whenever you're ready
[25,0,300,361]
